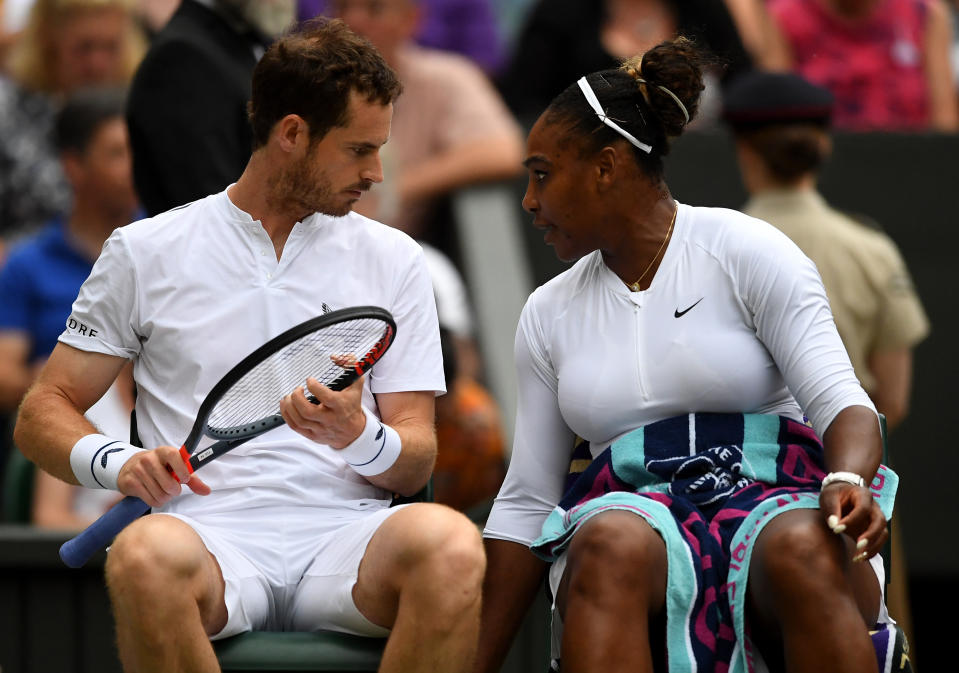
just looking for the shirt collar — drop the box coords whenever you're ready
[744,188,829,214]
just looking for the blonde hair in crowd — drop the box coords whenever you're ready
[6,0,145,94]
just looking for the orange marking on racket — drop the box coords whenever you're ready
[165,446,195,483]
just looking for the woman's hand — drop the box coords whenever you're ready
[819,482,888,562]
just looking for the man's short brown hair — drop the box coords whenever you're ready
[248,18,402,149]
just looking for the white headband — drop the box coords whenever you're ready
[577,76,653,154]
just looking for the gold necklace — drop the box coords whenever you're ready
[627,204,677,292]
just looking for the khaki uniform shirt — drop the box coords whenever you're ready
[744,189,930,394]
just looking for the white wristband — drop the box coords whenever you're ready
[821,471,866,489]
[70,433,145,491]
[339,407,402,477]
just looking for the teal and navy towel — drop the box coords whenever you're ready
[532,412,899,673]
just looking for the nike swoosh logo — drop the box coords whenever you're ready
[674,298,704,318]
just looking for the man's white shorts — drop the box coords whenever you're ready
[157,504,408,640]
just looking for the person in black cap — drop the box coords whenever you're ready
[723,69,929,435]
[126,0,297,217]
[724,69,928,670]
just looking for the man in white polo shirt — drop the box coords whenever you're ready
[14,18,485,673]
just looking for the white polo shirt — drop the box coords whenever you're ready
[60,189,445,518]
[485,203,876,546]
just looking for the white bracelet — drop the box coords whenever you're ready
[821,471,866,489]
[70,433,144,491]
[339,407,402,477]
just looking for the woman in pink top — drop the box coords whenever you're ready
[769,0,958,131]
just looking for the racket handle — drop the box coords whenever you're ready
[59,495,151,568]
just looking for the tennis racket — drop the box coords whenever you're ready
[60,306,396,568]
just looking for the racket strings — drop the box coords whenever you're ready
[207,318,389,432]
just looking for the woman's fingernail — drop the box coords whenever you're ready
[853,552,867,562]
[833,523,846,534]
[857,538,869,550]
[827,515,839,529]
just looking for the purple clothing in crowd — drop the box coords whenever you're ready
[297,0,505,74]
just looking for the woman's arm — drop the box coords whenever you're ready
[478,305,573,670]
[819,405,887,561]
[741,225,877,443]
[740,226,886,557]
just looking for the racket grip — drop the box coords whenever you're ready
[59,495,151,568]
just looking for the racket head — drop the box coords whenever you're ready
[184,306,396,450]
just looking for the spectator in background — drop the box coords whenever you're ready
[0,87,138,529]
[953,0,959,101]
[410,0,505,74]
[723,70,930,660]
[0,0,26,67]
[126,0,296,216]
[421,241,481,379]
[488,0,536,46]
[134,0,180,38]
[768,0,959,131]
[425,246,506,518]
[299,0,507,75]
[328,0,524,240]
[723,70,931,430]
[5,0,184,43]
[1,0,36,38]
[434,325,506,517]
[497,0,753,129]
[722,0,791,69]
[0,0,145,254]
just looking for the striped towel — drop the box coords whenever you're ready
[532,413,900,673]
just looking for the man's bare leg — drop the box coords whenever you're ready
[105,514,228,673]
[353,503,486,673]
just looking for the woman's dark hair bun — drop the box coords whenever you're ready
[621,37,707,138]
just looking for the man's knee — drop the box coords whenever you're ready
[411,505,485,583]
[389,505,485,600]
[106,514,211,591]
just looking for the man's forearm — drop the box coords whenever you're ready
[14,382,100,485]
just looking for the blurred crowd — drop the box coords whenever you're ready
[0,0,951,566]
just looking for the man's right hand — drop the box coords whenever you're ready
[117,447,211,507]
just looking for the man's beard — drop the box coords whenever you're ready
[269,153,368,219]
